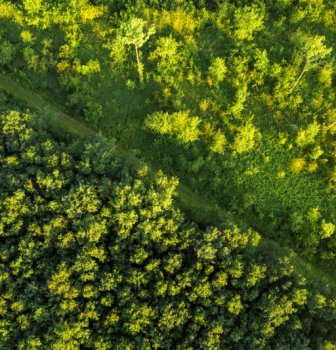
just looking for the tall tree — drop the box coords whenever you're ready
[290,32,332,91]
[119,17,155,81]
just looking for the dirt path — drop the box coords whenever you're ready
[0,74,93,136]
[1,71,335,291]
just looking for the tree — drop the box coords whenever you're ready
[145,110,201,144]
[233,4,264,41]
[233,121,260,154]
[208,57,227,86]
[295,122,320,147]
[0,40,16,65]
[148,35,186,87]
[119,17,155,81]
[290,32,332,91]
[209,130,226,154]
[22,0,42,15]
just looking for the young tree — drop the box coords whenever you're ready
[0,40,16,65]
[119,17,155,82]
[290,32,332,91]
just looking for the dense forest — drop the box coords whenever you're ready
[0,101,336,349]
[0,0,336,348]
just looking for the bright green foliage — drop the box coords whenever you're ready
[208,57,227,85]
[120,17,155,50]
[148,35,186,86]
[293,31,332,67]
[296,122,320,147]
[233,5,265,41]
[233,121,260,154]
[145,110,201,144]
[289,31,332,91]
[209,130,226,154]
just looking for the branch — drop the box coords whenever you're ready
[290,59,309,92]
[326,120,336,131]
[134,44,140,68]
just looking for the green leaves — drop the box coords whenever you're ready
[233,5,265,41]
[145,110,201,144]
[295,122,320,147]
[233,121,261,154]
[208,57,227,85]
[148,35,185,85]
[290,32,332,91]
[209,130,226,154]
[293,31,332,67]
[227,295,243,315]
[119,17,155,49]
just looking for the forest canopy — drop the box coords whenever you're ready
[0,0,336,348]
[0,0,335,269]
[0,105,336,349]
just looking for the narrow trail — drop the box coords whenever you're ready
[0,74,93,136]
[1,71,335,291]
